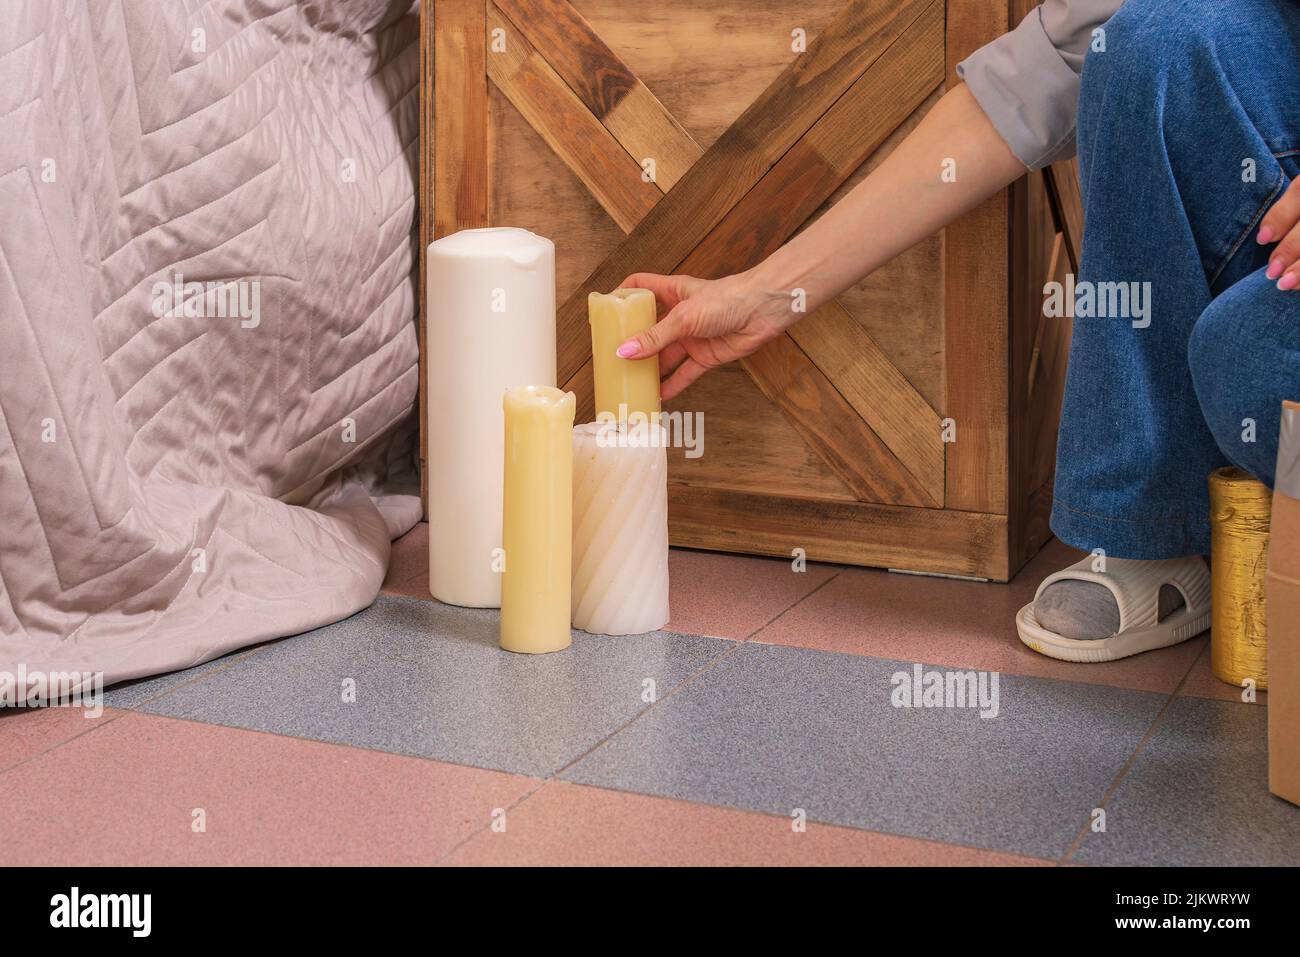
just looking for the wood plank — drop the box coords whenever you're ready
[789,305,944,503]
[817,89,946,410]
[434,0,489,238]
[742,336,936,506]
[496,0,636,115]
[495,0,698,189]
[1044,156,1084,270]
[572,0,845,150]
[668,485,1011,580]
[486,3,660,233]
[555,0,940,384]
[425,0,490,514]
[944,0,1010,523]
[667,363,857,502]
[418,0,434,513]
[1007,164,1034,572]
[1027,231,1072,495]
[682,0,943,276]
[488,84,625,302]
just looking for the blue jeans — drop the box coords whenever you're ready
[1051,0,1300,560]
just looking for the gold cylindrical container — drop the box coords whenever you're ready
[1209,467,1271,689]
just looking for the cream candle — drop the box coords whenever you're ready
[427,227,556,608]
[571,422,670,636]
[500,386,576,654]
[589,288,661,422]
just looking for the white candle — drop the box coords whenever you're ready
[571,422,670,635]
[427,227,556,607]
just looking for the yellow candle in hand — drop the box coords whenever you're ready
[500,385,576,654]
[589,289,661,422]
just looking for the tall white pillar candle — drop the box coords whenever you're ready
[571,422,670,635]
[427,227,556,607]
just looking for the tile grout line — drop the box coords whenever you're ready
[107,644,274,712]
[432,777,552,865]
[743,567,846,644]
[543,566,849,781]
[0,646,274,779]
[484,775,1063,867]
[1056,638,1206,865]
[433,567,858,863]
[0,709,130,778]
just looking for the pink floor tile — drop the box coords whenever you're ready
[1179,641,1269,704]
[0,712,537,866]
[0,706,120,772]
[383,525,841,637]
[667,548,839,639]
[444,780,1051,866]
[753,538,1206,694]
[381,522,430,598]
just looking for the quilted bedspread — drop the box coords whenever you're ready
[0,0,422,687]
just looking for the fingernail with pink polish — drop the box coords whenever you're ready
[1268,260,1283,280]
[1280,273,1298,291]
[616,340,640,358]
[1258,226,1275,244]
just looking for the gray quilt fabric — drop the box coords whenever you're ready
[0,0,423,686]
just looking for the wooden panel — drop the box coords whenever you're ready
[741,336,935,506]
[1045,156,1084,269]
[1008,161,1079,572]
[554,0,940,385]
[943,0,1010,522]
[807,89,946,410]
[558,0,946,503]
[422,0,1065,576]
[537,0,944,505]
[423,0,490,513]
[434,0,489,238]
[575,0,845,150]
[495,0,698,189]
[682,1,943,273]
[487,3,661,232]
[418,1,433,511]
[669,486,1010,580]
[488,87,623,300]
[789,306,944,503]
[666,364,855,502]
[1028,232,1072,495]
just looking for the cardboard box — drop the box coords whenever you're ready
[1267,401,1300,806]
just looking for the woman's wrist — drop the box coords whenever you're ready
[741,255,831,328]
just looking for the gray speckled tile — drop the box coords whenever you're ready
[138,595,733,777]
[1073,696,1300,865]
[103,645,270,710]
[561,642,1166,859]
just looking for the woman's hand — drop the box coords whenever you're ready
[614,272,797,400]
[1257,180,1300,289]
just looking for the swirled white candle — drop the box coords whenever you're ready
[427,228,556,608]
[571,422,670,636]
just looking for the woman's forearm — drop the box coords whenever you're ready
[745,83,1028,312]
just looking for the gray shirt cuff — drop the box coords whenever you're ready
[956,6,1085,171]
